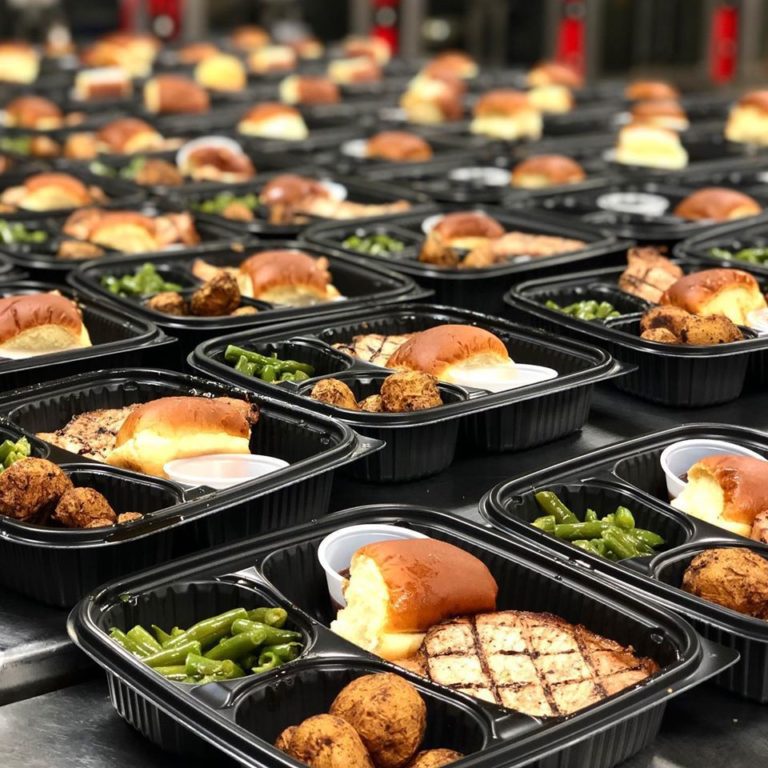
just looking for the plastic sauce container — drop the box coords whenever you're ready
[164,454,289,489]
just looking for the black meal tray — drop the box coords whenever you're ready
[0,280,177,387]
[166,170,433,238]
[0,202,246,284]
[674,211,768,278]
[0,368,379,607]
[480,422,768,702]
[189,302,626,476]
[503,259,768,407]
[305,204,621,314]
[511,176,768,246]
[68,241,427,358]
[67,504,735,768]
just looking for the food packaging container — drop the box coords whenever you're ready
[188,303,627,476]
[163,454,290,490]
[503,261,768,406]
[305,205,621,315]
[166,171,433,239]
[0,280,177,388]
[481,422,768,701]
[67,504,736,768]
[68,241,428,358]
[0,368,380,607]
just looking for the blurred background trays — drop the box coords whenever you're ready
[68,504,734,768]
[0,368,377,606]
[189,303,625,455]
[0,280,176,387]
[481,423,768,701]
[167,171,433,239]
[675,212,768,278]
[305,205,621,314]
[508,177,768,246]
[504,262,768,406]
[68,242,427,357]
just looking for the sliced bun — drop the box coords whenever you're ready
[673,187,761,221]
[237,102,308,140]
[366,131,433,162]
[5,95,62,129]
[96,117,163,154]
[471,90,542,140]
[423,51,478,80]
[231,25,270,51]
[625,80,680,101]
[328,56,382,85]
[615,123,688,169]
[74,68,133,102]
[511,154,586,188]
[194,53,247,92]
[144,75,210,115]
[279,75,340,105]
[0,293,90,357]
[725,90,768,145]
[260,174,330,207]
[527,60,583,89]
[108,396,255,477]
[630,100,689,131]
[181,145,255,182]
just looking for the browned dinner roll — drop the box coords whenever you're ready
[279,74,340,105]
[144,74,210,115]
[630,100,689,130]
[2,172,96,212]
[471,90,542,140]
[625,80,680,101]
[248,45,297,75]
[0,41,40,83]
[343,35,391,65]
[673,187,761,221]
[366,131,433,162]
[400,73,465,123]
[194,53,247,92]
[527,60,583,89]
[328,56,382,85]
[431,211,506,243]
[178,42,220,64]
[511,154,586,188]
[231,25,270,50]
[4,95,62,129]
[73,68,133,102]
[725,90,768,145]
[96,117,163,154]
[260,174,330,206]
[239,249,337,303]
[423,50,478,80]
[181,146,255,182]
[473,89,531,117]
[237,102,308,140]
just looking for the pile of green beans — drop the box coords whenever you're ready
[109,606,303,684]
[194,192,260,215]
[0,437,31,470]
[0,220,47,245]
[0,136,32,155]
[101,263,182,297]
[342,233,406,257]
[710,246,768,265]
[225,344,315,383]
[89,157,148,181]
[532,490,664,561]
[544,299,620,321]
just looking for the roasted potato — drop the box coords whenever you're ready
[0,457,73,523]
[274,725,297,753]
[287,714,374,768]
[639,305,689,336]
[640,327,678,343]
[380,371,442,413]
[330,673,426,768]
[310,379,359,410]
[406,749,463,768]
[52,486,116,528]
[682,547,768,619]
[358,394,384,413]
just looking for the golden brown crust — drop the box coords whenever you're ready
[473,89,532,117]
[354,539,498,633]
[625,80,680,101]
[294,75,340,104]
[660,268,762,313]
[178,42,220,63]
[432,211,505,241]
[0,458,73,523]
[630,100,686,120]
[424,51,476,79]
[5,95,62,128]
[114,396,253,448]
[528,61,583,88]
[260,174,329,207]
[387,324,509,376]
[240,249,332,296]
[366,131,433,162]
[22,172,92,204]
[231,25,270,50]
[240,102,302,124]
[673,187,761,221]
[696,456,768,526]
[184,146,255,178]
[737,90,768,112]
[0,293,83,344]
[96,118,159,152]
[145,75,210,114]
[511,154,586,186]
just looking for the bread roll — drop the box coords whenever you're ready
[0,293,91,358]
[81,33,158,77]
[231,25,270,51]
[237,102,308,140]
[672,455,768,538]
[107,396,255,477]
[615,123,688,169]
[180,145,255,183]
[260,174,330,207]
[366,131,433,162]
[423,51,478,80]
[4,96,62,129]
[673,187,761,221]
[1,172,95,212]
[526,84,574,114]
[387,324,511,384]
[400,73,465,124]
[248,45,297,75]
[725,90,768,145]
[511,154,586,188]
[331,538,498,660]
[96,118,163,154]
[428,211,505,250]
[624,80,680,102]
[279,75,340,105]
[0,42,40,84]
[527,60,583,89]
[343,36,391,65]
[328,57,382,85]
[194,54,247,92]
[470,90,542,141]
[239,249,340,304]
[630,100,689,131]
[177,42,220,64]
[74,68,133,102]
[660,268,767,326]
[290,36,324,60]
[144,75,210,115]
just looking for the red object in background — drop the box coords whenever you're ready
[554,0,585,77]
[120,0,182,38]
[372,0,398,56]
[709,4,739,84]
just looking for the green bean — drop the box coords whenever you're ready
[204,629,268,661]
[630,528,665,548]
[602,528,640,560]
[164,608,248,651]
[532,514,556,532]
[553,521,609,540]
[584,508,598,522]
[185,653,244,681]
[143,640,202,668]
[534,491,578,524]
[154,665,188,681]
[152,624,173,646]
[246,607,288,628]
[126,626,163,656]
[230,619,301,644]
[170,627,185,639]
[252,651,281,673]
[614,506,635,530]
[109,628,141,655]
[260,642,301,663]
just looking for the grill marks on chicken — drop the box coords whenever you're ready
[618,246,683,303]
[411,611,658,718]
[332,333,413,366]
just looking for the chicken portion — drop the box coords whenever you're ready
[310,378,359,410]
[189,271,241,316]
[618,246,683,303]
[639,306,743,345]
[332,333,413,367]
[359,394,384,412]
[752,511,768,544]
[57,240,106,260]
[134,158,184,187]
[380,371,442,412]
[460,231,586,269]
[146,291,188,315]
[0,458,73,523]
[682,547,768,620]
[52,486,117,528]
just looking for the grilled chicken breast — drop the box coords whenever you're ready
[618,246,683,303]
[333,333,413,367]
[409,611,659,718]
